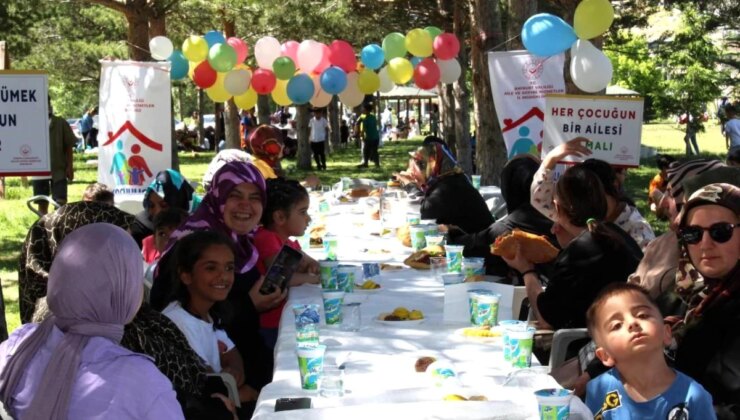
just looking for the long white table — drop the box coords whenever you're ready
[252,198,591,419]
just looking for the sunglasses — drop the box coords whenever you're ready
[679,222,738,245]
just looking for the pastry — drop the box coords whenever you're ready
[490,228,559,263]
[415,356,437,372]
[403,245,446,269]
[396,224,412,247]
[350,188,370,198]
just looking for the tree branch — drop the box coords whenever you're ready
[83,0,129,15]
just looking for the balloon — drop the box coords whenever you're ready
[204,30,226,47]
[255,36,281,69]
[208,43,237,73]
[271,79,292,106]
[357,68,380,94]
[574,0,615,39]
[234,88,258,110]
[224,68,251,96]
[319,66,347,95]
[433,33,460,60]
[227,37,249,63]
[570,39,613,93]
[193,61,217,89]
[360,44,385,70]
[338,72,364,107]
[425,26,443,40]
[522,13,577,57]
[314,43,331,74]
[169,51,189,80]
[310,75,333,107]
[382,33,407,61]
[437,58,461,84]
[387,57,413,84]
[281,40,300,62]
[182,36,208,62]
[378,67,395,93]
[205,72,231,102]
[251,68,277,95]
[188,61,198,80]
[287,73,315,104]
[411,57,422,68]
[150,36,173,60]
[413,58,440,89]
[298,40,324,73]
[273,56,296,80]
[328,40,356,73]
[405,28,433,57]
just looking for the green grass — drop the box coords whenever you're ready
[0,122,729,334]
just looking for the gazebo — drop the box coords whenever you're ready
[377,86,439,128]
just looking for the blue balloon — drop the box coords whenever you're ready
[204,30,226,48]
[287,74,315,105]
[411,57,422,68]
[360,44,385,70]
[169,51,189,80]
[320,66,347,95]
[521,13,577,57]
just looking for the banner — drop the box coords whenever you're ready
[0,71,50,176]
[543,94,644,167]
[487,51,566,159]
[98,61,171,199]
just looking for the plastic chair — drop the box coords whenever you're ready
[548,328,589,370]
[206,373,241,408]
[26,195,60,218]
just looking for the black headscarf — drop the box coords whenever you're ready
[501,154,540,214]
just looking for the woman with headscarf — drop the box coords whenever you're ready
[446,154,556,278]
[0,224,183,419]
[129,169,200,248]
[151,160,285,399]
[247,125,284,179]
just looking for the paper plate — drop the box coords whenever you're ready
[374,316,425,326]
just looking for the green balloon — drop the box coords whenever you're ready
[425,26,443,39]
[208,43,237,73]
[273,56,296,80]
[382,32,407,61]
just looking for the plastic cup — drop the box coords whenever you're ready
[319,260,339,290]
[362,262,381,280]
[534,388,573,420]
[421,223,438,237]
[444,244,465,273]
[297,344,326,390]
[293,304,321,345]
[430,256,448,283]
[319,200,330,214]
[409,225,427,251]
[473,293,500,326]
[463,257,486,282]
[467,289,492,324]
[440,272,465,285]
[336,265,356,293]
[500,321,529,363]
[340,302,361,332]
[424,234,445,247]
[323,235,339,260]
[472,174,481,190]
[406,213,421,225]
[322,290,345,325]
[509,327,536,368]
[319,366,345,397]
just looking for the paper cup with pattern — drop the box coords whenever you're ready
[297,344,326,390]
[508,327,535,368]
[336,264,356,293]
[319,260,339,290]
[321,290,345,325]
[534,388,573,420]
[444,244,465,273]
[293,304,321,345]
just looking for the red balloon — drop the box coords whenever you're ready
[413,58,441,89]
[251,68,277,94]
[433,33,460,60]
[314,44,332,74]
[329,40,356,73]
[227,37,249,63]
[193,61,217,88]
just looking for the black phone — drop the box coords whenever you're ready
[274,397,312,411]
[259,245,304,295]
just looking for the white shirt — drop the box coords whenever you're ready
[162,301,235,371]
[309,117,329,143]
[726,118,740,148]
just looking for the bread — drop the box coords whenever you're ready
[490,228,559,263]
[397,224,412,247]
[415,356,437,372]
[350,188,370,198]
[403,245,446,269]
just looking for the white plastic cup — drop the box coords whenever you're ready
[322,290,345,325]
[409,225,426,251]
[508,327,536,368]
[406,213,421,225]
[500,320,528,362]
[297,344,326,390]
[534,388,573,420]
[319,260,339,289]
[336,265,356,293]
[292,304,321,345]
[440,272,465,285]
[462,257,485,282]
[444,244,465,273]
[424,234,445,247]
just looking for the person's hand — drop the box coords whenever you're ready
[210,393,238,419]
[249,276,287,312]
[222,365,245,387]
[572,372,591,398]
[543,137,592,170]
[66,167,74,181]
[299,254,320,275]
[501,242,535,274]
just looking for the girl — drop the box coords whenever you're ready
[254,178,320,348]
[163,230,256,404]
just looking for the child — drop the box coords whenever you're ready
[585,283,716,419]
[142,208,188,264]
[648,154,676,219]
[81,182,114,205]
[162,230,257,403]
[254,178,320,348]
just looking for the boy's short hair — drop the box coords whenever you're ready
[82,182,114,204]
[153,208,188,231]
[586,282,657,341]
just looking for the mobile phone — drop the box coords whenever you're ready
[274,397,312,411]
[259,245,304,295]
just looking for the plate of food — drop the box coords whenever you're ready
[454,325,504,342]
[403,245,445,270]
[354,280,382,292]
[375,307,425,325]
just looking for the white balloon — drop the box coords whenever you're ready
[224,69,252,96]
[438,58,461,84]
[255,36,281,69]
[297,40,323,73]
[149,36,174,60]
[338,71,364,107]
[310,74,333,107]
[570,40,613,93]
[378,67,395,93]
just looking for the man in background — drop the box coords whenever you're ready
[309,108,329,170]
[358,103,380,168]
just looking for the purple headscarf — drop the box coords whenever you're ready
[0,223,143,419]
[169,160,266,273]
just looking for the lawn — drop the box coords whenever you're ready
[0,121,729,334]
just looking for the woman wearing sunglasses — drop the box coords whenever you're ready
[672,183,740,418]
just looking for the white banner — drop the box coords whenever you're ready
[543,94,644,167]
[487,51,566,159]
[0,71,50,176]
[98,61,171,197]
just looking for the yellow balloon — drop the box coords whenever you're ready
[574,0,614,40]
[387,57,413,84]
[182,35,208,62]
[188,61,199,80]
[205,73,232,102]
[405,28,433,57]
[234,88,258,110]
[271,79,292,106]
[357,69,380,94]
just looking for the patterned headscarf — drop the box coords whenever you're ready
[409,138,462,192]
[249,125,284,167]
[666,159,725,200]
[142,169,197,213]
[201,149,253,193]
[169,161,266,273]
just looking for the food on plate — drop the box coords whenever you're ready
[461,326,502,338]
[380,307,423,321]
[490,228,559,263]
[380,263,403,271]
[396,224,412,247]
[338,195,352,203]
[468,395,488,401]
[382,314,403,321]
[350,188,370,198]
[409,309,424,320]
[392,307,410,319]
[443,394,467,401]
[309,225,326,247]
[369,188,382,197]
[356,280,381,290]
[415,356,437,372]
[388,180,401,188]
[403,245,446,269]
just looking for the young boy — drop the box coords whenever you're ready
[141,208,187,264]
[585,283,716,419]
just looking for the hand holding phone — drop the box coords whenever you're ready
[259,245,304,295]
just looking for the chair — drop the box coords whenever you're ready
[26,195,60,217]
[206,373,241,408]
[548,328,589,370]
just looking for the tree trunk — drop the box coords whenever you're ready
[505,0,537,50]
[328,96,340,152]
[296,104,312,170]
[222,20,240,149]
[453,0,472,175]
[124,10,150,61]
[148,14,166,38]
[470,0,508,186]
[440,84,456,155]
[196,89,205,146]
[257,95,271,125]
